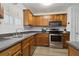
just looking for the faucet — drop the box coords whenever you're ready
[15,28,24,38]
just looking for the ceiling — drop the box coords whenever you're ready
[24,3,79,15]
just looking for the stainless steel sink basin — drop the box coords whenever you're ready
[0,34,23,41]
[11,35,23,38]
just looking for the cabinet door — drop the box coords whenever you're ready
[0,50,10,56]
[68,46,79,56]
[63,33,70,48]
[0,3,4,18]
[13,50,21,56]
[23,10,29,25]
[42,16,49,26]
[28,11,33,25]
[34,16,42,26]
[36,33,49,46]
[22,43,30,56]
[29,39,33,55]
[29,36,36,56]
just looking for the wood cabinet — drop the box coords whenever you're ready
[21,37,31,56]
[0,3,4,18]
[23,10,67,27]
[50,14,67,27]
[0,43,21,56]
[32,14,67,27]
[29,36,36,55]
[22,43,30,56]
[63,32,70,48]
[68,46,79,56]
[21,36,36,56]
[0,33,49,56]
[13,50,21,56]
[42,16,49,26]
[23,9,33,26]
[32,16,43,26]
[35,33,49,46]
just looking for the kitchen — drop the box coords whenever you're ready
[0,3,79,56]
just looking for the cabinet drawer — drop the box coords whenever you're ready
[37,33,48,37]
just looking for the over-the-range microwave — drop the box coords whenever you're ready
[49,21,62,27]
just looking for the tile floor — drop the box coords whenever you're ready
[33,47,68,56]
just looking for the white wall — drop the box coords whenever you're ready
[0,3,26,34]
[67,5,79,41]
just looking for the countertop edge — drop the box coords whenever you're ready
[0,33,37,52]
[67,41,79,51]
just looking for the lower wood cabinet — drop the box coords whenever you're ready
[35,33,49,46]
[68,46,79,56]
[0,43,21,56]
[0,33,49,56]
[63,32,70,48]
[13,50,21,56]
[29,37,36,55]
[22,43,30,56]
[21,36,36,56]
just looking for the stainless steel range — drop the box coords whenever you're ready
[49,30,63,48]
[49,21,63,48]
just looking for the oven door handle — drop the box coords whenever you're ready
[49,34,62,36]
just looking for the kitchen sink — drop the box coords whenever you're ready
[0,34,24,41]
[11,34,23,38]
[12,35,23,38]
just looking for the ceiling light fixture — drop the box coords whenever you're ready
[41,3,53,6]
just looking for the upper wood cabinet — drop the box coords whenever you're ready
[23,9,33,26]
[32,16,43,26]
[50,14,67,26]
[32,16,49,27]
[0,3,4,18]
[23,9,67,27]
[42,16,49,26]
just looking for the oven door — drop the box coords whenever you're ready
[50,34,62,42]
[49,34,63,48]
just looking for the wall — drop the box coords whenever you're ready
[0,3,26,34]
[67,5,79,41]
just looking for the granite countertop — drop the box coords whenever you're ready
[67,41,79,51]
[0,33,37,52]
